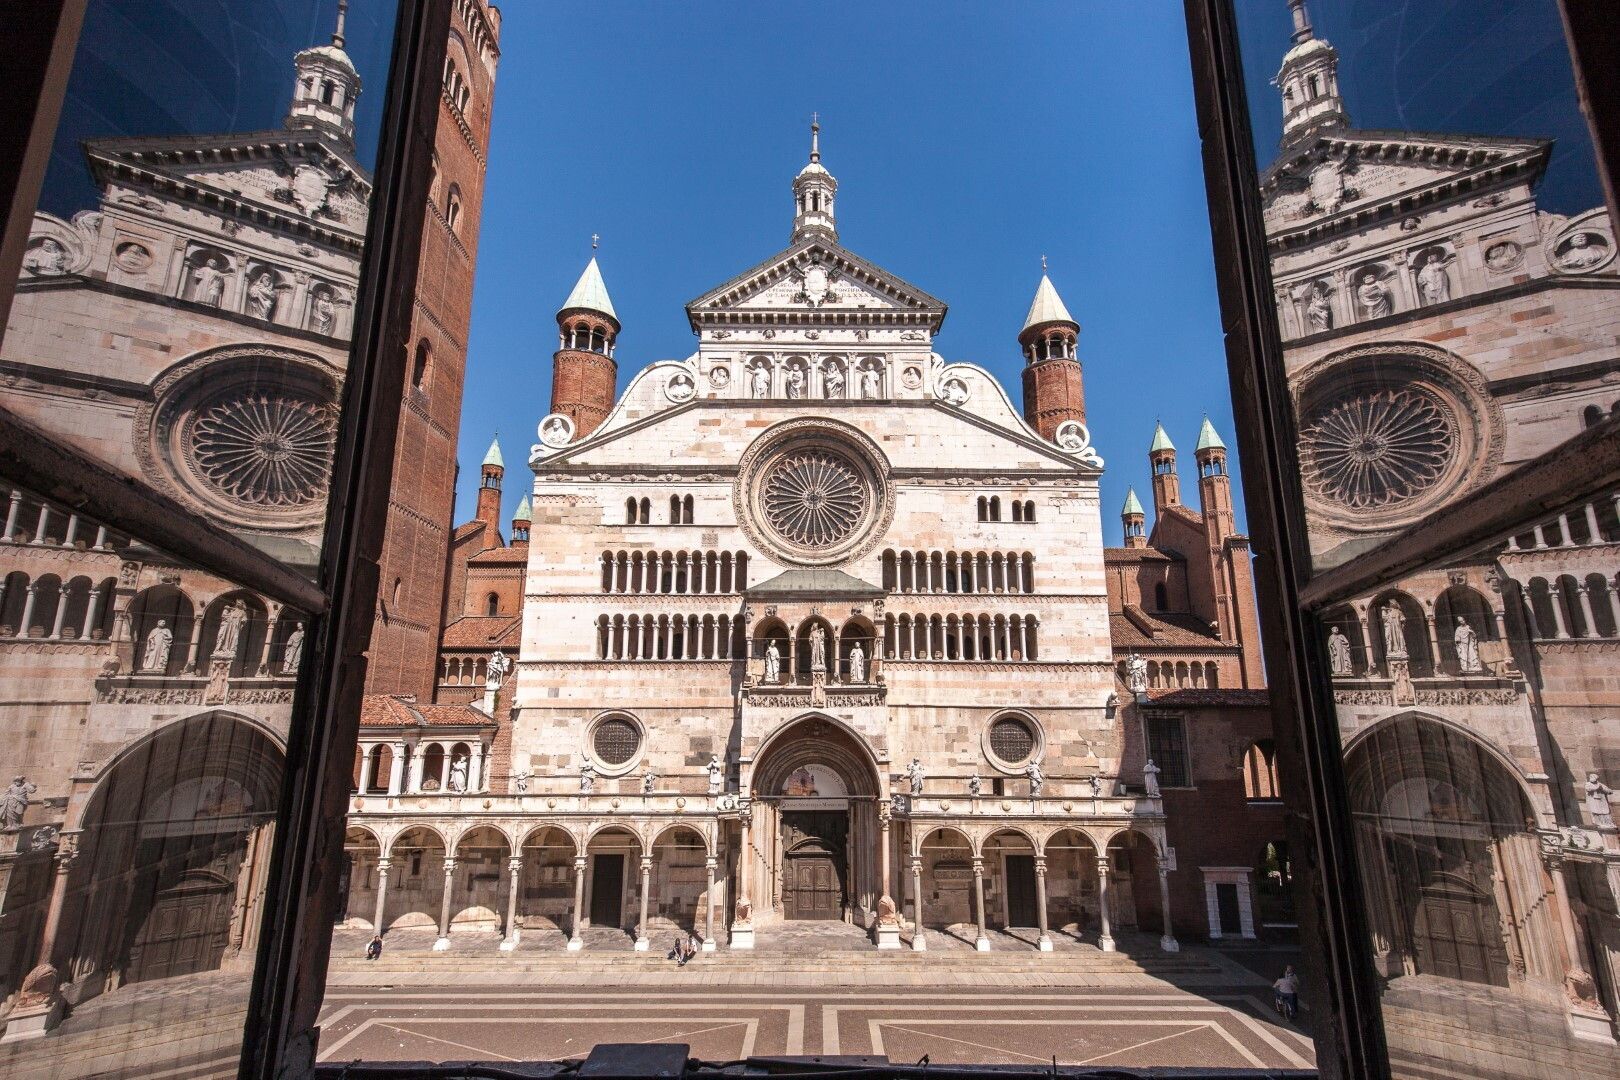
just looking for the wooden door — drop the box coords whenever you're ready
[784,849,841,920]
[127,869,234,984]
[590,854,625,928]
[1004,854,1038,927]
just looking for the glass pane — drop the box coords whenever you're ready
[0,0,399,1073]
[1231,1,1620,1075]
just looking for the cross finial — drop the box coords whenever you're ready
[591,233,599,250]
[809,113,821,163]
[1041,254,1048,272]
[333,0,348,47]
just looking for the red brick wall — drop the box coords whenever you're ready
[1020,357,1085,438]
[551,348,618,437]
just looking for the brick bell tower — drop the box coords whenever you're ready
[550,253,620,438]
[476,435,504,534]
[1149,422,1180,512]
[1019,270,1085,440]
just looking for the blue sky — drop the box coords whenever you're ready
[456,3,1239,543]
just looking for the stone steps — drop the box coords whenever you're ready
[1380,980,1620,1080]
[0,1006,243,1079]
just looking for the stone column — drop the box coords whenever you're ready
[471,741,487,792]
[1157,858,1180,952]
[1543,851,1595,998]
[93,525,108,550]
[876,808,900,948]
[1,837,80,1041]
[433,857,458,950]
[407,744,425,794]
[31,505,49,544]
[733,811,755,948]
[83,583,105,640]
[372,857,391,933]
[1577,585,1598,638]
[62,514,78,548]
[2,491,21,541]
[1550,584,1571,639]
[183,615,206,672]
[1521,594,1542,640]
[703,856,717,951]
[567,855,587,951]
[1603,580,1620,632]
[48,585,69,639]
[500,856,523,950]
[1035,856,1053,952]
[1096,856,1116,952]
[910,856,926,951]
[18,584,38,637]
[972,856,990,951]
[387,745,405,796]
[635,855,653,951]
[1424,615,1442,670]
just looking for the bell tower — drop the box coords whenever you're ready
[550,253,620,439]
[1121,488,1147,549]
[1195,417,1236,543]
[476,436,504,535]
[791,117,838,243]
[1277,0,1347,149]
[1149,423,1180,512]
[1018,270,1085,441]
[285,0,361,149]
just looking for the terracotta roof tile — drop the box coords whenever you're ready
[468,545,527,565]
[1109,608,1221,648]
[1103,547,1178,563]
[1145,688,1270,708]
[358,694,496,729]
[440,616,522,648]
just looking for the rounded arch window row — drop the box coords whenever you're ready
[1120,657,1220,690]
[881,548,1034,595]
[1322,581,1521,679]
[438,654,490,686]
[1518,572,1620,643]
[1,488,126,551]
[881,612,1040,662]
[622,495,700,526]
[597,613,748,661]
[0,571,117,643]
[112,584,306,678]
[562,314,615,357]
[600,549,750,594]
[976,495,1037,523]
[353,736,491,796]
[1504,492,1620,551]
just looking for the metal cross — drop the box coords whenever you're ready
[591,233,599,250]
[1041,254,1048,272]
[811,111,819,126]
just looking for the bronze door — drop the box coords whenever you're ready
[780,810,847,920]
[127,868,234,984]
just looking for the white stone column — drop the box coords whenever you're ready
[703,856,718,951]
[48,585,70,639]
[1035,856,1053,952]
[1096,857,1116,952]
[433,857,457,950]
[387,744,405,795]
[876,810,900,949]
[733,812,755,948]
[1550,584,1572,639]
[18,585,38,637]
[910,856,926,951]
[1158,858,1180,952]
[62,514,79,548]
[1577,585,1598,638]
[31,505,49,544]
[407,745,425,794]
[635,855,652,951]
[183,615,206,672]
[83,583,105,640]
[93,525,108,550]
[257,604,281,674]
[2,491,21,541]
[567,855,587,950]
[472,741,487,792]
[500,856,523,950]
[372,857,391,933]
[972,856,990,951]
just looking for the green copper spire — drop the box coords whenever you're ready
[1121,487,1145,517]
[1195,416,1227,452]
[513,495,531,521]
[482,435,504,469]
[1149,422,1174,453]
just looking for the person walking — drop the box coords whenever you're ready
[1273,965,1299,1020]
[366,934,384,961]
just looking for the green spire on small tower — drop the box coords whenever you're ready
[1149,422,1175,453]
[1121,487,1145,517]
[1195,416,1227,452]
[482,435,504,469]
[513,495,531,521]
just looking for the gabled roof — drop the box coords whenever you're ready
[441,615,522,648]
[560,256,617,322]
[359,694,498,729]
[1022,274,1076,331]
[746,567,884,598]
[1109,607,1221,649]
[685,236,946,331]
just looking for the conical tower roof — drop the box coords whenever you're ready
[482,436,504,469]
[1022,273,1077,332]
[559,257,617,323]
[1149,422,1175,453]
[1196,416,1227,452]
[513,495,531,521]
[1121,487,1145,517]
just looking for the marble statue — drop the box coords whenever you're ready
[907,758,925,796]
[786,367,805,399]
[312,291,336,333]
[707,755,723,795]
[541,416,571,444]
[751,364,771,398]
[192,257,226,307]
[486,649,511,690]
[860,365,880,398]
[967,772,982,797]
[1089,773,1103,798]
[809,625,827,673]
[1559,232,1608,270]
[1327,626,1353,676]
[214,600,248,660]
[1380,603,1408,659]
[1453,617,1481,673]
[141,619,173,672]
[282,624,305,672]
[579,764,595,795]
[513,768,530,795]
[764,640,782,683]
[848,641,866,683]
[1416,253,1451,305]
[1143,759,1161,797]
[24,238,67,276]
[2,776,37,830]
[448,755,469,793]
[1305,282,1333,331]
[1126,652,1148,696]
[1356,271,1392,318]
[1025,760,1044,797]
[824,365,845,398]
[1586,773,1615,828]
[247,270,276,319]
[642,770,657,794]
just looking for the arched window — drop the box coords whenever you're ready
[1154,582,1168,610]
[446,184,463,232]
[989,496,1002,522]
[1022,500,1035,522]
[412,339,430,390]
[1244,740,1280,800]
[639,497,651,524]
[485,592,499,617]
[626,498,637,524]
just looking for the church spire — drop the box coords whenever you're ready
[1276,0,1347,149]
[551,253,620,439]
[792,115,838,243]
[1018,268,1085,441]
[285,0,361,149]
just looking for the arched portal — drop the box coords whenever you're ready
[62,712,283,997]
[748,715,883,928]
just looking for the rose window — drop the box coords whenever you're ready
[989,716,1036,766]
[1300,387,1456,511]
[592,718,641,766]
[189,391,337,510]
[761,450,867,549]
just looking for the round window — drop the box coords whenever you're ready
[733,420,893,567]
[592,717,641,766]
[988,716,1036,766]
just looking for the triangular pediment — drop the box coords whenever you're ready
[686,238,946,329]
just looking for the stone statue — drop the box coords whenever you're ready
[1559,232,1608,270]
[1327,626,1353,676]
[1355,271,1392,318]
[824,365,845,398]
[764,640,782,684]
[448,755,469,793]
[1089,773,1103,798]
[1453,617,1481,673]
[1143,759,1161,797]
[967,772,981,797]
[809,625,827,673]
[486,649,510,690]
[1126,652,1148,696]
[247,270,276,319]
[1380,603,1408,659]
[642,770,657,794]
[513,768,530,794]
[786,366,805,399]
[214,600,249,660]
[141,619,173,672]
[861,365,880,398]
[848,641,866,683]
[579,764,595,795]
[1416,253,1451,305]
[1025,760,1044,797]
[282,624,305,672]
[1586,773,1615,828]
[24,238,67,276]
[2,776,37,830]
[1305,282,1333,331]
[751,364,770,398]
[311,291,336,333]
[907,758,925,796]
[707,754,723,795]
[191,257,226,307]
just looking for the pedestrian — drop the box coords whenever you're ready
[674,933,697,966]
[366,934,383,961]
[1273,964,1299,1020]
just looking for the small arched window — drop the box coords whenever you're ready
[321,80,338,106]
[446,185,463,232]
[1243,740,1280,800]
[412,339,430,390]
[485,592,499,617]
[639,497,651,524]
